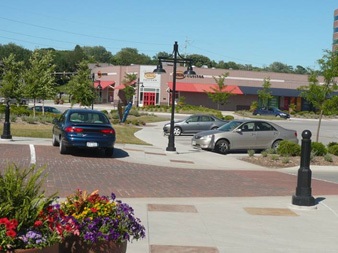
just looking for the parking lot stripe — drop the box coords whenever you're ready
[29,144,36,164]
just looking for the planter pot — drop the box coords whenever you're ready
[60,236,127,253]
[7,244,59,253]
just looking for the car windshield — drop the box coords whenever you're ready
[218,121,243,131]
[69,112,110,124]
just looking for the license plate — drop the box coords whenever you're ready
[87,142,98,147]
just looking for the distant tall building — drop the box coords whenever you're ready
[333,9,338,51]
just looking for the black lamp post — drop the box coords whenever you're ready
[1,99,12,139]
[97,80,102,103]
[153,41,196,152]
[136,78,144,108]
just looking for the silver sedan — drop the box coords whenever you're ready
[163,114,228,136]
[191,120,298,154]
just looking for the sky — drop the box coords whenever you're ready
[0,1,337,69]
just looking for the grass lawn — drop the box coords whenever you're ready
[0,114,169,145]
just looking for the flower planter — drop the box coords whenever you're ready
[60,236,127,253]
[7,244,59,253]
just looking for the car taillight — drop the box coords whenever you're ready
[294,132,297,137]
[101,129,115,134]
[64,126,83,133]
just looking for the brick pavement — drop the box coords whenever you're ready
[1,144,338,199]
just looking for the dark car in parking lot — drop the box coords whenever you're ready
[30,106,61,114]
[252,107,290,119]
[52,108,116,156]
[163,114,228,136]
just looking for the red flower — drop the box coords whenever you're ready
[0,217,9,224]
[6,229,17,238]
[34,220,43,227]
[90,207,98,213]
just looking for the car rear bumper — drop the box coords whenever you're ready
[63,137,115,149]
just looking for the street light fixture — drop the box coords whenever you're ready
[136,78,144,108]
[153,41,196,152]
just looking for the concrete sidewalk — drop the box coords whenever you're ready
[118,122,338,253]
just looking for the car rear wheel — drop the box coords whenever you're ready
[52,134,59,146]
[271,140,281,150]
[173,127,182,136]
[105,148,114,157]
[60,138,68,154]
[215,139,229,154]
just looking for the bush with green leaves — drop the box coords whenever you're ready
[324,154,333,162]
[0,164,57,231]
[223,115,235,120]
[247,149,255,157]
[327,142,338,148]
[311,142,327,156]
[328,144,338,156]
[276,140,301,156]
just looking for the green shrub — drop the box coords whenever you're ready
[281,156,290,164]
[327,142,338,148]
[324,154,333,162]
[22,116,38,124]
[129,109,140,117]
[247,149,255,157]
[270,154,279,161]
[328,144,338,156]
[265,148,276,154]
[223,115,234,120]
[261,150,268,157]
[311,142,327,156]
[277,140,301,156]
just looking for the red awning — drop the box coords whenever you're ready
[94,81,115,89]
[114,80,137,90]
[168,82,243,94]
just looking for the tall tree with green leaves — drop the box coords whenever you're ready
[121,73,137,104]
[257,78,273,108]
[207,73,234,109]
[298,50,338,142]
[0,53,25,102]
[67,60,96,107]
[24,49,57,115]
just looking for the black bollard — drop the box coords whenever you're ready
[1,100,12,139]
[292,130,315,206]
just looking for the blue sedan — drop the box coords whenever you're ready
[52,109,116,156]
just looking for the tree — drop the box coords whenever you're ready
[265,62,293,73]
[257,78,273,107]
[81,46,113,63]
[24,49,57,116]
[0,53,25,102]
[206,73,234,109]
[186,54,212,68]
[0,43,32,63]
[121,73,137,104]
[298,50,338,142]
[113,48,152,66]
[67,60,95,107]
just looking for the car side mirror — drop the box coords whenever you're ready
[235,128,242,133]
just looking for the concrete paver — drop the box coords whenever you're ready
[1,117,338,252]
